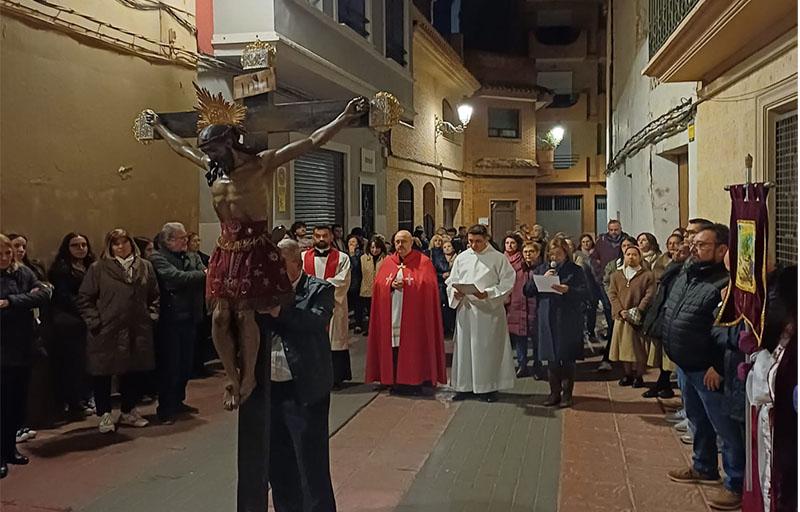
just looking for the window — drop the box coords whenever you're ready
[338,0,369,38]
[488,108,520,138]
[398,180,414,232]
[775,111,798,268]
[594,195,607,236]
[386,0,407,66]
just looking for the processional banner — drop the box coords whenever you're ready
[717,183,770,345]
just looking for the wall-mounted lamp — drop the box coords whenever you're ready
[539,125,566,151]
[435,103,473,141]
[549,125,565,146]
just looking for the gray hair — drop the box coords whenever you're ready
[159,222,186,245]
[277,238,302,263]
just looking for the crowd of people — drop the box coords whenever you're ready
[0,216,795,512]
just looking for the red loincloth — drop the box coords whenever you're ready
[206,220,293,310]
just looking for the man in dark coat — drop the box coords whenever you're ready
[592,219,629,369]
[150,222,206,423]
[262,238,336,512]
[662,224,745,511]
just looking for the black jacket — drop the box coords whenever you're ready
[347,250,363,295]
[265,274,335,405]
[150,248,206,322]
[1,265,51,366]
[642,260,683,339]
[662,260,729,372]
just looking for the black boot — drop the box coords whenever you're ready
[560,365,576,408]
[543,367,562,406]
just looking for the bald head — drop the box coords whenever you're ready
[394,230,413,257]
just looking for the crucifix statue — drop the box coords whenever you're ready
[137,84,400,512]
[144,85,368,411]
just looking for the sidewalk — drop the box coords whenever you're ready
[1,341,725,512]
[558,361,725,512]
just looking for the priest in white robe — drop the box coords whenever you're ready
[302,225,352,385]
[446,224,517,402]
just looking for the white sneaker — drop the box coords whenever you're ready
[666,409,686,423]
[98,412,116,433]
[119,409,149,428]
[597,361,613,372]
[673,418,690,432]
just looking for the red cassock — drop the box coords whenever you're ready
[365,250,447,386]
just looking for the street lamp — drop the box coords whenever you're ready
[435,102,473,141]
[549,125,565,146]
[457,104,473,126]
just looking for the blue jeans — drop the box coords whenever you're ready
[510,334,528,369]
[677,368,745,492]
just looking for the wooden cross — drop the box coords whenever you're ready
[141,95,370,152]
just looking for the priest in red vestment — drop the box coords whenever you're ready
[366,230,447,394]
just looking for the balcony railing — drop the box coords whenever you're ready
[649,0,699,58]
[554,153,580,170]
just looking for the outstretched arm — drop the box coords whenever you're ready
[268,97,368,167]
[146,110,207,169]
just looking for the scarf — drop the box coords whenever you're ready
[114,254,135,281]
[623,265,641,282]
[606,232,623,245]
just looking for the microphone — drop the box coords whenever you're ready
[550,261,558,269]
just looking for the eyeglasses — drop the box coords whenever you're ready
[689,241,718,249]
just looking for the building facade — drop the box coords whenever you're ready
[606,0,697,244]
[199,0,415,247]
[526,0,608,238]
[614,0,797,267]
[384,8,480,236]
[1,0,201,261]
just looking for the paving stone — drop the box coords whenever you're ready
[396,377,561,512]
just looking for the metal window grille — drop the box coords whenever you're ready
[537,196,554,211]
[554,196,582,211]
[775,113,798,268]
[648,0,699,58]
[536,195,583,211]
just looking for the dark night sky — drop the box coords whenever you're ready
[460,0,528,55]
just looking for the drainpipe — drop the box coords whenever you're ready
[605,0,613,170]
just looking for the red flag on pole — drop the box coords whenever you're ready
[717,183,770,345]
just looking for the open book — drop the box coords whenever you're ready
[452,283,481,295]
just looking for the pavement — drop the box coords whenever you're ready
[0,334,731,512]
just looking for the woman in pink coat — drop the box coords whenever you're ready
[504,234,540,378]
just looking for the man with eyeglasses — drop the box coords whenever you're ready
[150,222,207,424]
[661,223,745,511]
